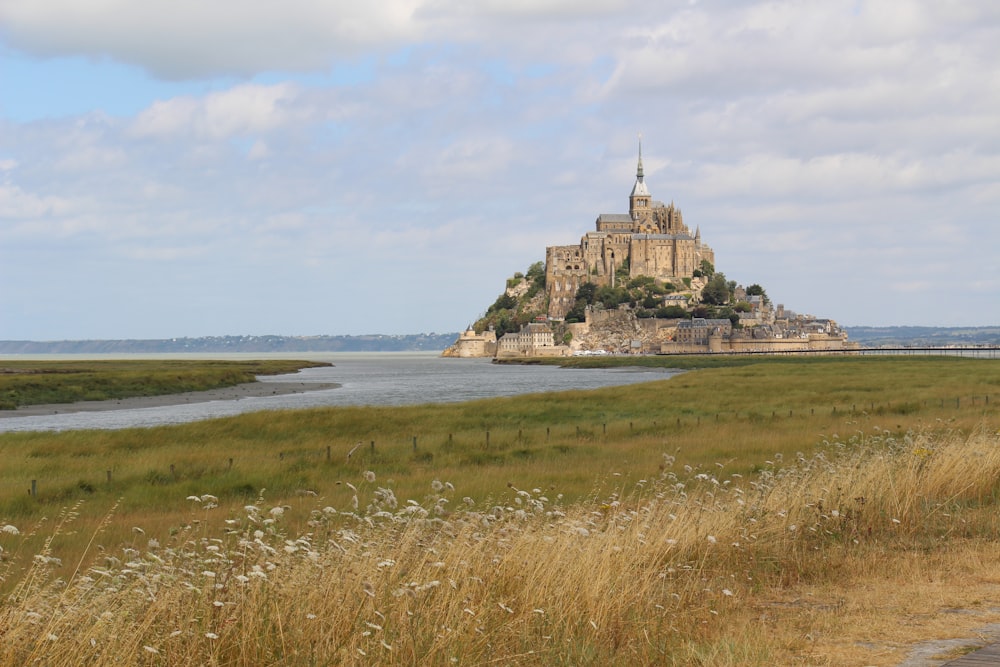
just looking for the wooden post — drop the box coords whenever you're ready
[31,479,37,497]
[486,430,490,448]
[170,464,175,476]
[602,423,606,435]
[412,436,417,451]
[371,440,375,452]
[546,427,550,441]
[106,470,112,483]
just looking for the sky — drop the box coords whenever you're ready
[1,0,998,340]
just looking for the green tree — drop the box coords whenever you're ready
[746,283,769,304]
[699,259,715,278]
[656,305,688,319]
[701,273,729,305]
[487,293,517,313]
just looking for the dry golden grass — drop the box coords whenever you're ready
[4,425,1000,665]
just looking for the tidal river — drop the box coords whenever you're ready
[0,352,681,433]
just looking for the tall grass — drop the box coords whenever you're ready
[3,427,1000,665]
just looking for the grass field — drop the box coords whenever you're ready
[0,359,330,410]
[1,355,1000,665]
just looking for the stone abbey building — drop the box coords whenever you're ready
[545,144,715,318]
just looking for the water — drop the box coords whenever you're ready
[0,352,681,433]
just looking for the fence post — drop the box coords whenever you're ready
[31,479,37,497]
[486,430,490,448]
[106,470,112,483]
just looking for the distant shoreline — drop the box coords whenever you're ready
[0,380,341,418]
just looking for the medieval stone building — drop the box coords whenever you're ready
[545,144,715,318]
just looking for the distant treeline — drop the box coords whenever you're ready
[845,326,1000,347]
[0,333,461,354]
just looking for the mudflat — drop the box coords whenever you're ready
[0,380,341,418]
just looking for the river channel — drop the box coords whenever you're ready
[0,352,681,433]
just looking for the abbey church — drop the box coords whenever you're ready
[545,144,715,319]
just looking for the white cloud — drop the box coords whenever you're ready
[2,0,1000,336]
[129,83,307,139]
[0,0,426,78]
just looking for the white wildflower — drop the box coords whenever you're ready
[364,471,376,483]
[269,507,284,517]
[2,524,20,535]
[143,646,159,654]
[707,535,717,544]
[205,632,219,640]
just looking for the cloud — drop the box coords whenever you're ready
[2,1,1000,336]
[129,83,309,139]
[0,0,427,79]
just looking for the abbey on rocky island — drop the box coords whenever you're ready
[545,143,715,319]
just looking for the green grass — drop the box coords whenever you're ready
[1,356,998,524]
[0,359,329,409]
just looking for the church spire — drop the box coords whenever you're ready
[629,134,650,217]
[636,135,645,181]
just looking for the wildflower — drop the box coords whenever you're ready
[707,535,717,544]
[143,646,159,654]
[722,589,734,597]
[364,471,376,483]
[431,480,444,493]
[1,524,20,535]
[269,507,284,517]
[205,632,219,640]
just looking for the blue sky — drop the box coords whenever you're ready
[1,0,999,339]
